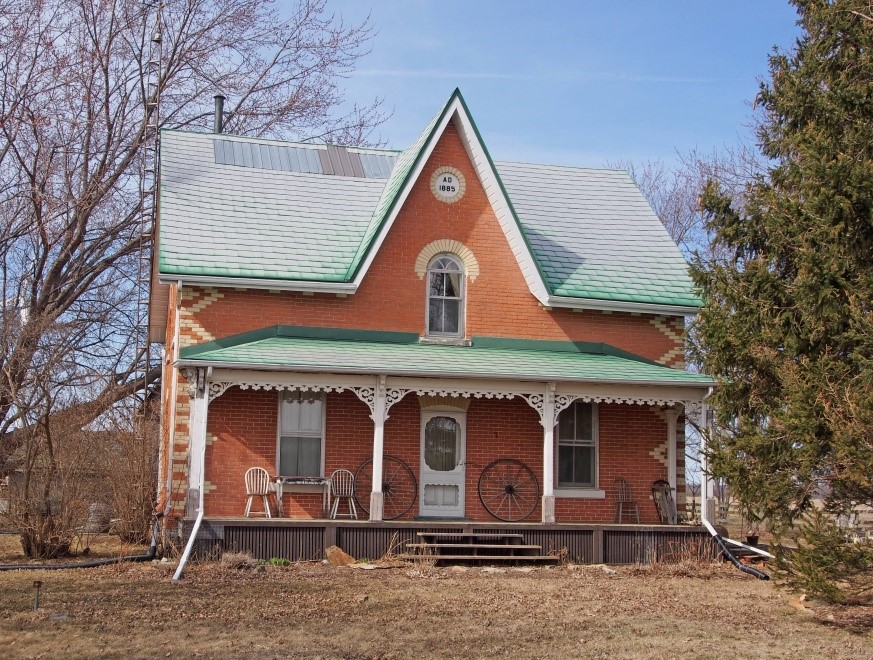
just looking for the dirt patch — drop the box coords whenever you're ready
[0,555,870,659]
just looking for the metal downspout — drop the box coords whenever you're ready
[172,365,208,582]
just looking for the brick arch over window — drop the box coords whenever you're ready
[414,239,480,282]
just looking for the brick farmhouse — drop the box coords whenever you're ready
[151,90,714,557]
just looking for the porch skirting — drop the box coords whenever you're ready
[178,518,717,565]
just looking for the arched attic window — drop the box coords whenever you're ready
[427,254,465,337]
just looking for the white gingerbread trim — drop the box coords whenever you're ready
[208,381,234,402]
[194,369,708,409]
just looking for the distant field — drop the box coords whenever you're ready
[0,534,870,659]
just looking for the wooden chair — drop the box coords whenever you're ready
[613,477,640,523]
[244,467,273,518]
[329,469,357,519]
[651,479,679,524]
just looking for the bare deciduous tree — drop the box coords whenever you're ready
[608,142,763,260]
[0,0,385,557]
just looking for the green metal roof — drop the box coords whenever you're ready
[179,326,713,387]
[158,89,700,308]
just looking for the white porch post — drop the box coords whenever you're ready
[369,375,388,522]
[699,398,712,523]
[541,383,557,524]
[665,407,679,494]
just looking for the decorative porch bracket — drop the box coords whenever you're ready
[348,377,413,522]
[520,384,581,524]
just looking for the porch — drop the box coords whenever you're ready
[170,328,716,537]
[185,517,718,565]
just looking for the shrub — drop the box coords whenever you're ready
[773,509,873,605]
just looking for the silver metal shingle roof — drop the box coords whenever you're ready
[159,131,387,282]
[158,129,697,307]
[496,162,696,306]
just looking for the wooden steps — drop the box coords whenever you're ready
[400,531,558,565]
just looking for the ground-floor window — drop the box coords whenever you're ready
[556,401,598,488]
[278,391,325,476]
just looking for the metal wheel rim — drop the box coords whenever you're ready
[477,458,539,522]
[354,455,417,520]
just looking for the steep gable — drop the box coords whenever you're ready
[348,89,551,306]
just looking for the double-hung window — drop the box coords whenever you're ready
[556,401,598,488]
[278,392,324,477]
[426,255,464,337]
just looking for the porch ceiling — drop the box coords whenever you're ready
[177,326,713,389]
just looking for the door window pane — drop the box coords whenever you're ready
[424,416,459,471]
[423,484,459,506]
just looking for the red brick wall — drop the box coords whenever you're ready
[202,390,670,524]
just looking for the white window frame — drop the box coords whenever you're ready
[555,402,605,499]
[425,254,465,338]
[276,391,326,478]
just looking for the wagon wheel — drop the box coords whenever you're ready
[478,458,539,522]
[354,455,417,520]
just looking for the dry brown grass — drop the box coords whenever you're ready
[0,544,871,659]
[0,532,148,565]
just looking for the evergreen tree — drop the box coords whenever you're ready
[691,0,873,600]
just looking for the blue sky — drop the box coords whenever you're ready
[332,1,801,167]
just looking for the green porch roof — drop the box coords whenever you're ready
[178,326,713,387]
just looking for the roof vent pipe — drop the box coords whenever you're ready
[213,94,226,134]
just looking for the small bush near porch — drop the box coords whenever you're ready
[0,546,869,657]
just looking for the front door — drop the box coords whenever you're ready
[419,412,465,518]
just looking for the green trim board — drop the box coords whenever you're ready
[181,325,420,358]
[472,337,662,365]
[178,326,713,387]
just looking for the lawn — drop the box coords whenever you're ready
[1,535,871,660]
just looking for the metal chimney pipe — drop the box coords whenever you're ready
[213,94,226,134]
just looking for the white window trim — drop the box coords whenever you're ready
[425,253,466,339]
[276,391,327,481]
[554,401,600,495]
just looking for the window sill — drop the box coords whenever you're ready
[555,488,606,499]
[418,337,471,346]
